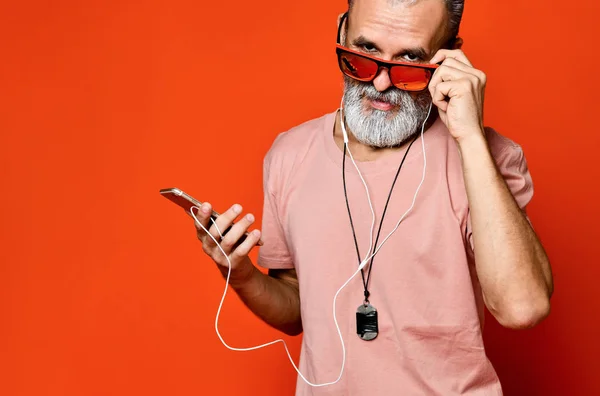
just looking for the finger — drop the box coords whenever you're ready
[192,203,214,238]
[197,203,223,249]
[429,49,473,68]
[441,58,487,84]
[439,57,473,74]
[431,81,454,112]
[431,79,474,111]
[230,229,262,259]
[209,203,243,241]
[429,65,468,95]
[429,65,480,98]
[219,212,256,255]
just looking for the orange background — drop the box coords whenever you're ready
[1,1,599,395]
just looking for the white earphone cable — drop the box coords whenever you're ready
[189,100,432,387]
[341,102,433,266]
[191,209,358,387]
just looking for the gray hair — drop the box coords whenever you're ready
[347,0,465,40]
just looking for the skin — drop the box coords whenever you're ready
[194,204,302,335]
[195,0,553,335]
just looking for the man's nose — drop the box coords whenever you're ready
[372,67,393,92]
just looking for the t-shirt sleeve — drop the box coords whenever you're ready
[256,145,295,270]
[466,130,534,251]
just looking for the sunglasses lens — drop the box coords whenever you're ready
[339,51,378,81]
[389,66,432,91]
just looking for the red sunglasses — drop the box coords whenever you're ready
[336,12,439,92]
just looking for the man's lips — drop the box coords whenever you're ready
[368,98,394,111]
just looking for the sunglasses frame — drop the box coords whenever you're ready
[336,12,440,92]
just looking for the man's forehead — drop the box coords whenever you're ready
[348,0,448,48]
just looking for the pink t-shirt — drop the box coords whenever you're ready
[257,110,533,396]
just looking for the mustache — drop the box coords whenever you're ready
[347,79,408,106]
[346,78,431,107]
[363,87,406,105]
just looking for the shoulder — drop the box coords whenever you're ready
[484,126,534,207]
[263,111,336,175]
[266,111,334,159]
[484,126,526,167]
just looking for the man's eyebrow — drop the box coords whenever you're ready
[350,35,430,61]
[351,35,381,51]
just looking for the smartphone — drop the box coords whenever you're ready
[160,187,262,246]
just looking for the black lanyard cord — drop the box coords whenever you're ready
[342,134,420,304]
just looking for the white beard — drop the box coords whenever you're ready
[342,77,432,148]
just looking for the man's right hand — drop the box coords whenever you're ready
[193,202,262,285]
[193,201,302,335]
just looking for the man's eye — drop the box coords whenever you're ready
[362,44,377,52]
[403,53,419,62]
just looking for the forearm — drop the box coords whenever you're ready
[458,132,553,328]
[220,261,302,336]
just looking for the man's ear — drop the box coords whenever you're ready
[337,12,348,44]
[453,36,464,50]
[335,12,348,27]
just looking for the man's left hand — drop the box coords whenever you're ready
[428,50,486,143]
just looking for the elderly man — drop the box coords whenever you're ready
[193,0,554,394]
